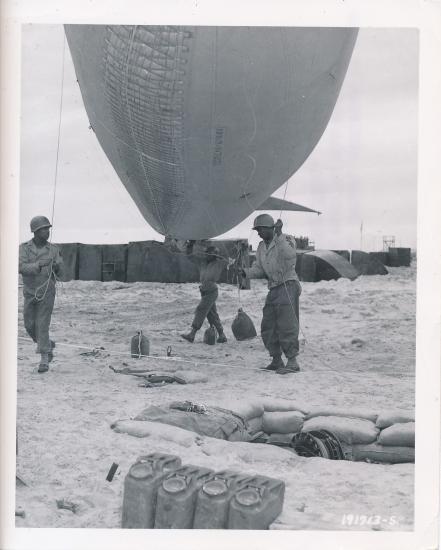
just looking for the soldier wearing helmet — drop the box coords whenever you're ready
[242,213,301,374]
[181,241,228,344]
[19,216,64,373]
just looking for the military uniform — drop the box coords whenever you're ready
[19,239,63,355]
[245,233,301,361]
[181,244,228,343]
[191,259,227,333]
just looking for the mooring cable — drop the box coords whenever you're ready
[33,32,67,303]
[16,335,415,378]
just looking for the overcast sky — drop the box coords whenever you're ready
[20,25,418,251]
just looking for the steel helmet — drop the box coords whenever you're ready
[252,213,275,230]
[30,216,52,233]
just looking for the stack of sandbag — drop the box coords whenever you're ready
[212,399,265,437]
[260,398,308,444]
[301,407,380,446]
[352,410,415,464]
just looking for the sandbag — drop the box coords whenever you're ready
[351,443,415,464]
[262,398,309,414]
[263,411,305,435]
[231,308,257,341]
[305,406,378,423]
[110,420,197,448]
[302,416,379,445]
[133,404,251,442]
[378,422,415,447]
[376,410,415,429]
[213,399,264,421]
[203,326,216,345]
[247,416,264,434]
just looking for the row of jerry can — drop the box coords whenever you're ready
[122,452,285,529]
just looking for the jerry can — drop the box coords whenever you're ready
[203,325,216,345]
[231,308,257,341]
[121,453,181,528]
[154,465,213,529]
[227,474,285,529]
[131,330,150,358]
[193,470,252,529]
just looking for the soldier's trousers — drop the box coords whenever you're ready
[261,280,301,359]
[23,286,55,354]
[192,287,223,332]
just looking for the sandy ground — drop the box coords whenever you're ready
[15,263,416,530]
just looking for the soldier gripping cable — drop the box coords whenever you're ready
[19,216,63,373]
[241,214,302,375]
[181,241,228,344]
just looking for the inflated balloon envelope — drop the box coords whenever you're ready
[64,25,358,239]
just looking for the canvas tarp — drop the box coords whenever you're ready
[297,251,317,282]
[102,244,128,282]
[369,251,390,266]
[127,239,250,286]
[78,244,103,281]
[331,250,350,262]
[57,243,79,281]
[351,250,388,275]
[127,241,183,283]
[303,250,359,281]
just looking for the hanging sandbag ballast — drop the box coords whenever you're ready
[231,308,257,341]
[131,330,150,358]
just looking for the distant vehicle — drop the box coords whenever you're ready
[65,25,358,239]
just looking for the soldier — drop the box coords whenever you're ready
[181,241,228,344]
[242,214,302,375]
[19,216,63,373]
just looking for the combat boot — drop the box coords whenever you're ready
[260,355,285,371]
[38,353,49,373]
[217,330,227,343]
[181,328,197,343]
[276,356,300,375]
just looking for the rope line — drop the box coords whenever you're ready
[33,32,67,303]
[16,335,415,378]
[50,34,67,230]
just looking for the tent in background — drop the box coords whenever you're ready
[300,250,360,282]
[351,250,388,276]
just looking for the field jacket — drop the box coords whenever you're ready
[244,233,300,289]
[19,239,63,293]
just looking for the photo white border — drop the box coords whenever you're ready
[1,1,440,549]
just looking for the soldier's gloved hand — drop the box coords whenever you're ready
[38,258,52,268]
[274,219,283,236]
[52,262,61,274]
